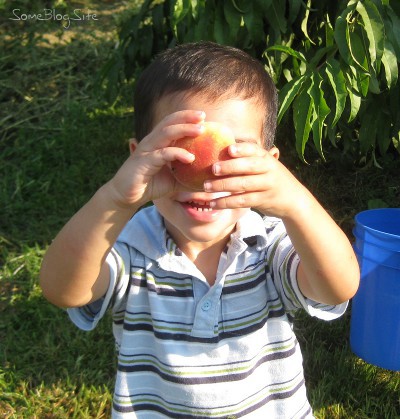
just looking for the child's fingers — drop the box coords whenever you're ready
[209,142,276,177]
[158,146,196,164]
[212,156,268,178]
[212,146,275,178]
[140,110,206,151]
[137,146,195,175]
[209,191,261,209]
[142,123,203,152]
[228,142,266,158]
[162,109,206,126]
[204,174,266,194]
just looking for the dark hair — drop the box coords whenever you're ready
[134,42,278,148]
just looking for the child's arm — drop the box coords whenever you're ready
[205,143,360,305]
[40,110,205,308]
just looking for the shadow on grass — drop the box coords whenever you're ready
[0,23,134,246]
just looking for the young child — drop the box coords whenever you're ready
[40,42,360,418]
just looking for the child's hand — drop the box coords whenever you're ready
[204,142,312,219]
[205,142,360,306]
[107,110,205,209]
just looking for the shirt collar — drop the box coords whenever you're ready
[117,206,271,260]
[231,209,269,251]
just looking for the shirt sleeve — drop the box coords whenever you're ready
[266,219,348,321]
[67,243,131,331]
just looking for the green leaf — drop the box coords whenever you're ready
[356,0,384,72]
[193,1,210,40]
[325,14,335,47]
[376,113,392,155]
[142,24,155,55]
[349,64,370,97]
[270,0,287,33]
[119,0,152,40]
[348,28,369,73]
[325,58,347,127]
[308,72,330,160]
[393,130,400,154]
[389,84,400,124]
[190,0,200,20]
[368,71,381,94]
[301,0,315,45]
[231,0,247,13]
[224,0,242,40]
[345,70,362,122]
[277,75,306,124]
[214,3,227,44]
[334,5,356,66]
[243,2,264,43]
[266,45,307,63]
[152,3,165,35]
[287,0,302,26]
[293,80,313,162]
[387,11,400,58]
[381,40,398,89]
[255,0,273,14]
[172,0,192,25]
[359,102,378,154]
[309,46,335,69]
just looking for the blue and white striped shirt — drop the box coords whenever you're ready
[69,206,347,418]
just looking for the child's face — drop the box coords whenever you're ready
[153,92,265,251]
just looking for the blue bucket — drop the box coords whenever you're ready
[350,208,400,371]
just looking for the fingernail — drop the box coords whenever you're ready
[204,181,212,191]
[230,144,238,154]
[196,111,206,120]
[213,163,221,175]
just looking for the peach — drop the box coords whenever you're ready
[170,122,235,190]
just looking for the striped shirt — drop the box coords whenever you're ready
[68,206,347,418]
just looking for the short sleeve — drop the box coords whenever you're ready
[67,243,131,331]
[265,219,348,321]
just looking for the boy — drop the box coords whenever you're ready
[40,42,360,418]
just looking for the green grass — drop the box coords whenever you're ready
[1,1,399,417]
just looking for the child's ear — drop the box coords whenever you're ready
[129,138,138,154]
[268,146,280,160]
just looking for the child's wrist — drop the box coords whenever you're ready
[280,188,316,223]
[98,182,141,214]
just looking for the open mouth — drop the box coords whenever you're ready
[186,200,213,212]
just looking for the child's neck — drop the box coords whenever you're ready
[181,239,229,286]
[163,219,235,286]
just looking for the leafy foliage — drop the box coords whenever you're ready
[103,0,400,163]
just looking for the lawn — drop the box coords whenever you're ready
[1,1,399,418]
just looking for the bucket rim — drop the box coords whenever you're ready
[355,208,400,239]
[353,228,400,249]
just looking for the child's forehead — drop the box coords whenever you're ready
[154,91,265,145]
